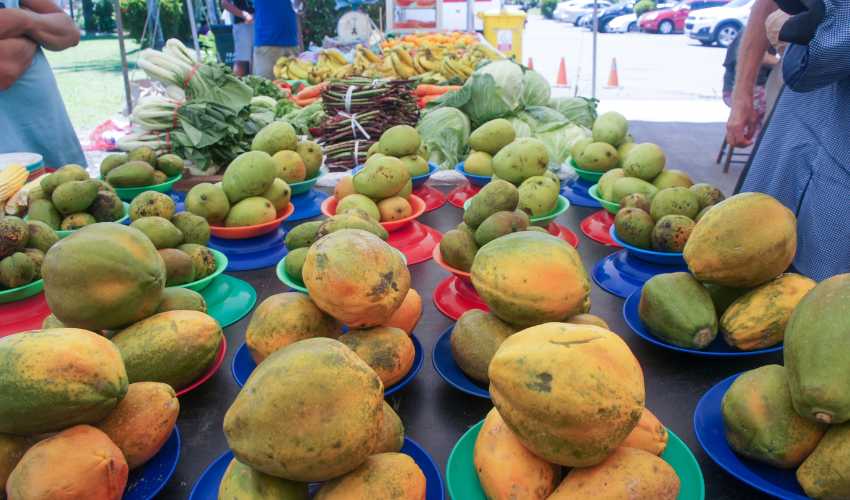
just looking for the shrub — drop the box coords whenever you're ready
[93,0,116,33]
[634,0,657,17]
[541,0,558,19]
[119,0,193,44]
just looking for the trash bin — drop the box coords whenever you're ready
[210,24,235,66]
[478,10,527,61]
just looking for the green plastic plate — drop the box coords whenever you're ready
[275,256,307,293]
[25,203,130,239]
[529,195,570,226]
[175,249,228,292]
[0,279,44,304]
[588,183,620,214]
[111,174,183,202]
[289,173,322,196]
[446,420,704,500]
[571,157,605,183]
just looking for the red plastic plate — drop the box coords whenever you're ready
[0,293,51,338]
[209,203,294,240]
[580,209,620,247]
[547,222,580,248]
[414,185,447,212]
[175,335,227,397]
[321,195,427,232]
[447,182,480,209]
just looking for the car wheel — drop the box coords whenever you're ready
[658,20,674,34]
[715,22,740,48]
[628,22,639,32]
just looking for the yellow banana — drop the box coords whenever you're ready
[324,48,348,66]
[393,48,414,67]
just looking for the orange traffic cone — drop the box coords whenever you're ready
[555,58,568,87]
[605,58,620,88]
[527,57,534,70]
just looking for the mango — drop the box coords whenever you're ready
[617,141,637,165]
[152,170,167,185]
[272,150,307,183]
[129,191,175,220]
[314,453,426,500]
[171,212,210,245]
[296,140,323,178]
[652,215,694,252]
[6,425,128,500]
[615,207,654,249]
[353,156,410,199]
[284,220,323,250]
[570,136,593,161]
[52,180,98,215]
[156,287,207,313]
[262,177,292,211]
[576,142,619,172]
[158,248,195,286]
[622,143,666,181]
[178,243,217,279]
[611,176,658,203]
[639,272,717,348]
[0,216,28,259]
[400,154,429,177]
[397,178,412,199]
[620,192,651,212]
[591,111,628,146]
[226,196,277,227]
[223,151,277,204]
[703,283,751,317]
[245,293,341,363]
[377,196,412,221]
[317,212,388,240]
[375,402,404,454]
[451,309,516,383]
[88,191,125,222]
[130,216,184,249]
[223,338,384,482]
[219,458,309,500]
[797,422,850,498]
[653,169,693,189]
[153,153,183,177]
[128,146,158,165]
[378,124,421,157]
[492,137,549,184]
[41,314,65,329]
[518,175,559,216]
[439,228,477,272]
[100,153,128,177]
[60,212,96,230]
[106,160,155,187]
[722,365,826,468]
[338,193,380,221]
[284,247,308,283]
[366,142,381,158]
[597,168,625,202]
[185,182,231,224]
[464,151,494,176]
[474,210,529,247]
[463,179,519,229]
[0,253,34,288]
[96,382,179,469]
[22,248,43,279]
[26,199,61,229]
[111,310,223,390]
[333,175,355,200]
[690,182,725,209]
[39,164,88,195]
[469,118,516,155]
[650,187,700,221]
[251,121,297,154]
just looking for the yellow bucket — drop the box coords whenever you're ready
[478,10,527,61]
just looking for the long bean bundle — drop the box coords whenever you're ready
[313,78,419,171]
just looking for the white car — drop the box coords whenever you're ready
[554,0,612,24]
[684,0,754,47]
[606,12,638,32]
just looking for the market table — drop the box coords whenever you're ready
[159,186,778,500]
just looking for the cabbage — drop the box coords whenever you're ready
[548,96,599,129]
[534,122,591,167]
[416,107,471,170]
[521,69,551,107]
[476,60,524,110]
[518,106,567,132]
[431,60,525,128]
[507,117,533,138]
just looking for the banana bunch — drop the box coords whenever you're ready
[440,55,474,80]
[0,164,28,206]
[388,47,417,79]
[273,57,313,80]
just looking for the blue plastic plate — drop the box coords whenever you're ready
[432,325,490,399]
[412,163,438,189]
[609,226,686,266]
[189,437,444,500]
[454,162,491,187]
[232,335,424,396]
[124,427,181,500]
[623,288,783,357]
[201,274,257,328]
[287,188,329,222]
[561,177,601,208]
[695,374,808,499]
[592,249,688,299]
[208,227,287,271]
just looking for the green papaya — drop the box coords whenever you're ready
[797,422,850,498]
[218,458,309,499]
[639,272,717,349]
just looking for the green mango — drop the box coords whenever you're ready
[518,176,559,217]
[316,213,388,241]
[185,183,230,224]
[597,168,625,202]
[127,146,158,165]
[225,197,277,227]
[337,194,380,221]
[652,169,693,190]
[23,248,44,279]
[464,151,494,176]
[158,248,195,286]
[439,228,478,273]
[611,177,658,204]
[88,191,125,223]
[614,207,654,249]
[51,180,99,216]
[450,309,516,383]
[650,187,701,221]
[129,191,176,221]
[0,216,29,258]
[156,288,207,313]
[469,118,516,155]
[690,183,726,209]
[178,244,217,280]
[651,215,694,252]
[262,178,292,212]
[222,151,278,204]
[352,156,410,199]
[25,221,58,253]
[284,247,308,283]
[130,217,184,249]
[622,143,666,181]
[39,165,88,196]
[591,111,628,146]
[575,142,619,172]
[639,272,717,349]
[0,252,34,288]
[171,212,210,246]
[463,180,519,229]
[106,161,155,188]
[474,211,529,247]
[59,213,96,231]
[284,221,323,251]
[155,153,184,177]
[378,124,420,157]
[492,137,549,185]
[100,153,128,177]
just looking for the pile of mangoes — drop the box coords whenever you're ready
[462,118,518,176]
[721,274,850,498]
[333,125,429,223]
[439,175,559,273]
[0,216,58,290]
[639,192,802,350]
[184,121,322,228]
[571,111,633,173]
[26,164,126,230]
[101,147,184,187]
[0,222,229,497]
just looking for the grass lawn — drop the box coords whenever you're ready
[44,35,141,132]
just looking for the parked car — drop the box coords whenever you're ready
[684,0,754,47]
[554,0,612,24]
[639,0,728,33]
[595,2,635,31]
[607,12,639,32]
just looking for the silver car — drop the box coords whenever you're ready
[554,0,612,24]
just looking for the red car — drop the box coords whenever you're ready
[638,0,728,34]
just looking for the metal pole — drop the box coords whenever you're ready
[467,0,475,31]
[185,0,201,59]
[113,0,134,114]
[591,0,597,98]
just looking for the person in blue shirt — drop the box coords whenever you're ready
[728,0,850,281]
[0,0,86,168]
[250,0,299,79]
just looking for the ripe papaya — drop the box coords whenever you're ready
[218,458,309,500]
[722,365,826,468]
[489,323,645,467]
[0,435,31,494]
[339,327,415,387]
[621,408,668,456]
[375,401,404,454]
[785,274,850,424]
[720,273,816,351]
[381,288,422,334]
[639,272,717,349]
[797,422,850,499]
[474,408,560,500]
[683,192,796,287]
[314,452,426,500]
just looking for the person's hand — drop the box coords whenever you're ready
[726,95,759,147]
[243,12,253,24]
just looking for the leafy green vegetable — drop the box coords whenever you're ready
[517,106,567,132]
[430,60,525,128]
[521,69,551,107]
[548,96,599,129]
[417,107,471,170]
[276,101,326,136]
[534,121,590,166]
[242,75,284,100]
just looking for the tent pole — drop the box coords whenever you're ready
[113,0,134,114]
[466,0,474,31]
[591,0,597,98]
[185,0,201,59]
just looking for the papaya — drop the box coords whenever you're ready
[302,229,410,328]
[450,309,516,384]
[548,447,680,500]
[42,223,166,331]
[218,458,309,500]
[316,212,389,241]
[284,220,324,251]
[96,382,179,469]
[474,407,560,500]
[797,422,850,499]
[785,274,850,424]
[489,323,645,467]
[314,452,426,500]
[340,326,415,387]
[722,365,826,468]
[223,338,384,482]
[375,401,405,454]
[720,273,816,351]
[471,232,590,327]
[0,435,31,495]
[621,408,668,456]
[566,313,609,329]
[639,272,717,349]
[683,192,796,287]
[5,425,128,500]
[382,288,422,334]
[155,287,207,313]
[110,310,223,391]
[245,293,341,364]
[0,328,127,435]
[703,283,751,317]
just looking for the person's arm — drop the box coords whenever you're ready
[0,0,79,51]
[782,4,850,93]
[0,37,38,90]
[221,0,253,23]
[725,0,777,147]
